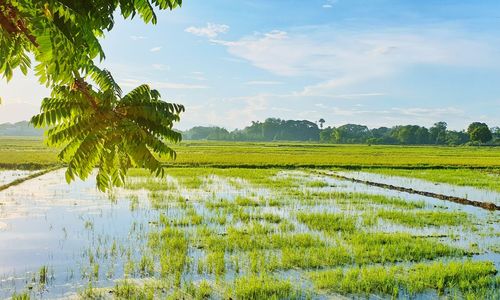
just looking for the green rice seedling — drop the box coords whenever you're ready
[79,283,104,299]
[209,212,227,225]
[404,260,498,296]
[308,260,498,299]
[149,225,188,286]
[178,175,205,189]
[195,280,212,300]
[361,211,379,227]
[309,264,402,295]
[235,196,261,207]
[110,240,118,258]
[280,246,351,269]
[11,292,30,300]
[128,194,139,211]
[232,207,252,222]
[138,254,155,277]
[148,192,185,210]
[247,249,280,273]
[92,263,99,281]
[224,227,324,252]
[297,212,357,233]
[206,198,235,209]
[376,209,471,228]
[125,178,177,191]
[295,190,425,209]
[124,256,135,277]
[38,265,49,285]
[366,168,500,192]
[267,198,285,207]
[113,280,155,300]
[262,213,282,223]
[184,280,214,300]
[277,219,296,232]
[305,180,329,188]
[349,232,464,264]
[84,220,94,231]
[231,274,299,300]
[204,251,226,276]
[5,140,500,170]
[172,207,203,227]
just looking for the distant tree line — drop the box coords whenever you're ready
[182,118,500,146]
[1,118,498,146]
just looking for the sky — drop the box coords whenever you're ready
[1,0,500,130]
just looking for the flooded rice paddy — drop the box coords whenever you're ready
[335,171,500,206]
[0,168,498,299]
[0,171,35,187]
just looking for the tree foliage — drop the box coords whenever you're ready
[468,122,492,144]
[0,0,184,191]
[180,118,500,146]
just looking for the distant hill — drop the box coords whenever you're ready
[0,121,44,136]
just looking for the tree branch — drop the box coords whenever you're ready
[0,1,38,47]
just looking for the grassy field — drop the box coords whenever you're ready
[1,138,499,299]
[3,167,498,299]
[364,168,500,192]
[2,137,500,169]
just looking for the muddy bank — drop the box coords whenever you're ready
[319,171,499,211]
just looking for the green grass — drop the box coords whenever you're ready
[365,168,500,192]
[2,138,499,299]
[348,232,464,264]
[309,260,498,298]
[2,138,500,169]
[231,274,299,300]
[297,212,358,233]
[294,190,426,209]
[376,209,471,228]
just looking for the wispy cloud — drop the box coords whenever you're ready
[120,79,208,90]
[212,26,498,93]
[322,0,338,9]
[185,23,230,38]
[130,35,146,40]
[245,80,283,85]
[152,64,170,71]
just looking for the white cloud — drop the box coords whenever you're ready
[152,64,170,71]
[120,79,208,90]
[150,46,162,52]
[212,26,498,95]
[130,35,146,40]
[322,0,338,8]
[245,81,283,85]
[185,23,230,38]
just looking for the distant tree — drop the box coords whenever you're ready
[429,122,447,144]
[491,126,500,141]
[183,126,231,140]
[318,118,326,129]
[445,130,469,145]
[320,126,334,143]
[468,122,492,143]
[390,125,429,145]
[332,124,371,144]
[262,118,282,141]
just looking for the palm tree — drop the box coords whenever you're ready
[318,118,326,129]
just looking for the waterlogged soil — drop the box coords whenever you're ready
[335,170,500,205]
[0,170,36,186]
[0,168,498,299]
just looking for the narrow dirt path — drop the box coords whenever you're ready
[0,167,62,192]
[316,170,500,211]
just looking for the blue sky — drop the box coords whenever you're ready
[1,0,500,130]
